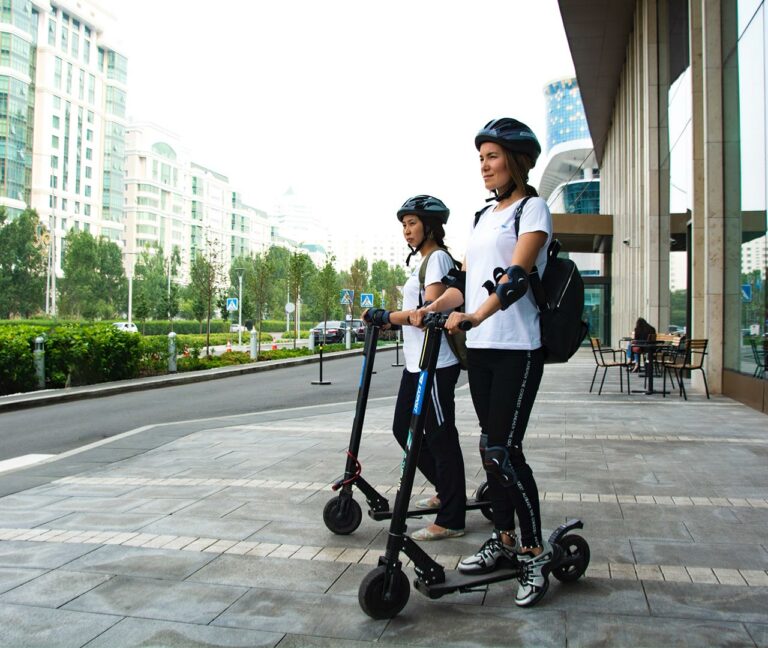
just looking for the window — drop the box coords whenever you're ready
[52,115,59,129]
[51,155,58,168]
[54,57,62,88]
[53,95,61,109]
[85,148,92,160]
[60,26,68,52]
[86,129,92,141]
[84,185,91,197]
[88,74,94,104]
[78,70,84,100]
[87,110,93,124]
[49,174,57,188]
[51,135,59,148]
[84,166,91,178]
[66,62,72,93]
[71,32,79,58]
[84,204,90,216]
[62,199,67,210]
[48,18,56,45]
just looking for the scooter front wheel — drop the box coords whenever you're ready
[552,533,590,582]
[358,566,410,619]
[323,496,362,535]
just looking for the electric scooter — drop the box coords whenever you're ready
[322,321,492,535]
[357,313,590,618]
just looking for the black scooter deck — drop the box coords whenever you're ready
[414,565,522,599]
[368,497,490,521]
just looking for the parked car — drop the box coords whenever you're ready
[350,319,366,341]
[311,320,348,344]
[229,324,247,333]
[667,325,686,335]
[113,322,139,334]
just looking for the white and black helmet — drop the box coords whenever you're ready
[475,118,541,165]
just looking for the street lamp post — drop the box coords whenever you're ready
[236,267,244,349]
[122,251,139,326]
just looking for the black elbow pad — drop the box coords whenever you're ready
[495,265,529,310]
[441,268,466,295]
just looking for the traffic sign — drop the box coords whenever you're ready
[360,293,374,308]
[340,289,354,305]
[226,297,239,312]
[741,284,752,303]
[285,302,295,314]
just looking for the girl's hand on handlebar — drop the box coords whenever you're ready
[410,308,428,328]
[446,312,478,334]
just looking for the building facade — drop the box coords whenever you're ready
[558,0,768,411]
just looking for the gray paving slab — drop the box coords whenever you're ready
[0,602,121,648]
[65,545,217,579]
[0,540,96,568]
[82,617,284,648]
[747,623,768,647]
[644,581,768,623]
[40,510,165,532]
[0,567,47,594]
[140,513,270,540]
[63,574,247,624]
[213,589,388,642]
[566,611,758,647]
[0,569,112,607]
[189,554,348,593]
[0,509,69,527]
[630,539,768,570]
[380,598,567,647]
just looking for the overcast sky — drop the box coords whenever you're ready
[111,1,575,246]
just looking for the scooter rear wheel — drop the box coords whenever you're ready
[323,496,363,535]
[475,481,493,521]
[552,533,590,582]
[359,566,410,619]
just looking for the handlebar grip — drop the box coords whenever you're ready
[458,320,473,331]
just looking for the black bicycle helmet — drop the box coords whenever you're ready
[475,118,541,164]
[396,195,450,224]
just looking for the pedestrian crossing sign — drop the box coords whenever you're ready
[340,289,354,305]
[360,293,374,308]
[226,297,238,312]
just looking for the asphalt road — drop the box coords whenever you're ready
[0,351,467,461]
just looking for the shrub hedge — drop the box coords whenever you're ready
[0,321,366,396]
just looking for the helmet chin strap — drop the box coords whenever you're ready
[485,182,517,203]
[405,228,430,266]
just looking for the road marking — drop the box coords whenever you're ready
[0,454,54,474]
[0,526,763,588]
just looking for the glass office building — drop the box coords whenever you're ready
[544,77,591,151]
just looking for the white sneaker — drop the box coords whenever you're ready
[515,540,553,607]
[458,531,517,574]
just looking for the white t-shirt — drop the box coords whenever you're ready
[464,196,552,350]
[402,249,459,373]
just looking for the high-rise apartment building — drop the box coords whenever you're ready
[0,0,127,280]
[124,122,271,283]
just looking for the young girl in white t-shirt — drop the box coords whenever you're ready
[364,195,466,541]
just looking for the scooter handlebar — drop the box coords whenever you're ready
[458,320,473,331]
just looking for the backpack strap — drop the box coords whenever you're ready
[418,249,458,308]
[512,196,549,311]
[473,205,493,228]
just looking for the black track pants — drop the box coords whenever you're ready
[467,347,544,547]
[391,363,466,530]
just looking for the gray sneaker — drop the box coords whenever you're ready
[515,540,553,607]
[458,531,518,574]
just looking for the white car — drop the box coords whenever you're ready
[113,322,139,333]
[230,324,247,333]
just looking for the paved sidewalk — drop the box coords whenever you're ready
[0,352,766,647]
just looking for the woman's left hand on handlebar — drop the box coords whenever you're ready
[446,311,478,334]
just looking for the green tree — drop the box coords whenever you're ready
[348,257,369,319]
[246,251,273,355]
[59,230,125,319]
[0,208,46,318]
[288,251,315,347]
[266,246,292,318]
[313,255,340,328]
[189,238,224,353]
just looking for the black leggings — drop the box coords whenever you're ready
[391,363,466,530]
[467,347,544,547]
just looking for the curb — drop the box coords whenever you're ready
[0,345,399,413]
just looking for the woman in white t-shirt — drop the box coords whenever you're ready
[364,195,466,541]
[417,119,553,607]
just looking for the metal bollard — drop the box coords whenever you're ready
[168,332,177,373]
[308,331,315,351]
[250,329,257,360]
[34,336,45,389]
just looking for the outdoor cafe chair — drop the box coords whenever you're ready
[662,338,710,400]
[589,337,631,395]
[749,339,766,379]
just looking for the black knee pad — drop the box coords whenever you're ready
[483,445,518,487]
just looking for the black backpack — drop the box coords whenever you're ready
[474,197,589,363]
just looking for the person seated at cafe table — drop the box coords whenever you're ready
[626,317,656,372]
